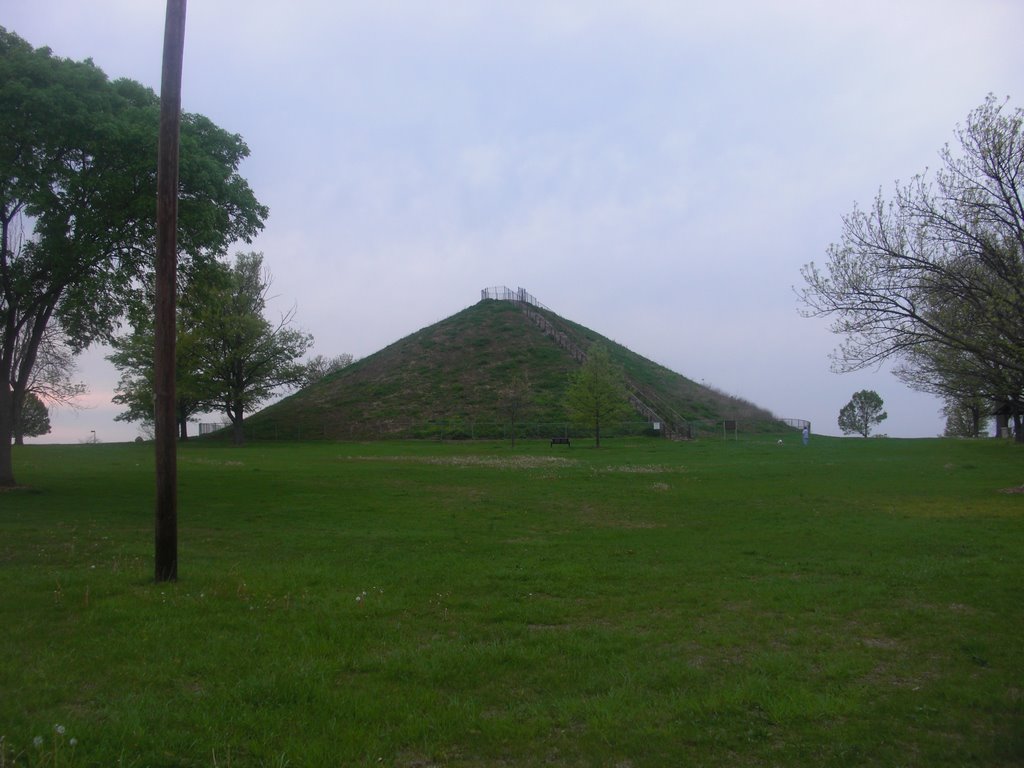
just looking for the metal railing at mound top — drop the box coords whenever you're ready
[480,286,550,311]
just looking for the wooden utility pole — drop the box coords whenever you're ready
[154,0,187,582]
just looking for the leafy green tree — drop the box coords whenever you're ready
[565,344,631,447]
[108,269,223,440]
[110,255,312,444]
[0,28,267,485]
[799,96,1024,439]
[192,253,313,445]
[942,396,990,438]
[838,390,888,437]
[12,391,49,444]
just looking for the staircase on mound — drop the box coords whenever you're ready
[481,286,692,439]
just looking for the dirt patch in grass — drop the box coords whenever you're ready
[598,464,684,474]
[862,637,901,650]
[183,458,245,467]
[344,455,579,470]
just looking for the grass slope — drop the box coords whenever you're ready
[244,299,778,441]
[528,305,776,426]
[2,435,1022,766]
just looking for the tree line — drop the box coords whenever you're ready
[9,23,1016,492]
[108,251,320,446]
[801,95,1024,440]
[0,28,323,483]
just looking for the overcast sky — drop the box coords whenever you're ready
[7,0,1024,442]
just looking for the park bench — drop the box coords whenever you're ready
[550,437,571,447]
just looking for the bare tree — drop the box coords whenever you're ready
[13,325,87,409]
[301,353,355,386]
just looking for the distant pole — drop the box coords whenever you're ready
[154,0,187,583]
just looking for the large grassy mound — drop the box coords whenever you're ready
[244,298,779,441]
[2,436,1022,766]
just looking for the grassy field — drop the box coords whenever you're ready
[1,435,1022,766]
